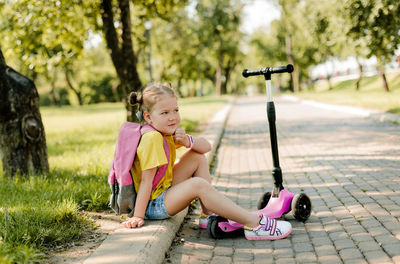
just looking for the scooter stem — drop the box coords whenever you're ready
[264,73,284,196]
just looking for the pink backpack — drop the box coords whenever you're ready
[108,122,170,216]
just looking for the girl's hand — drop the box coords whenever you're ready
[122,216,145,228]
[173,128,189,147]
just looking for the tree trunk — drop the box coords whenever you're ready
[221,58,235,95]
[215,53,223,96]
[285,35,299,92]
[64,68,83,106]
[50,73,60,106]
[274,75,282,93]
[0,49,49,177]
[111,82,121,102]
[176,77,183,97]
[101,0,142,122]
[377,65,389,92]
[355,59,363,91]
[324,64,333,90]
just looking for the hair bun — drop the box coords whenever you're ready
[162,82,172,88]
[128,92,142,106]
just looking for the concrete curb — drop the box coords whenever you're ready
[83,99,234,264]
[281,95,400,125]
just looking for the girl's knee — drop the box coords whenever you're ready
[191,151,208,166]
[190,177,211,193]
[187,150,205,160]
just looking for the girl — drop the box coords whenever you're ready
[122,82,292,240]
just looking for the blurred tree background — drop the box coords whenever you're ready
[0,0,399,105]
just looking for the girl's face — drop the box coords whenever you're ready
[144,95,181,135]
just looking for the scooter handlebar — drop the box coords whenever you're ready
[242,64,294,78]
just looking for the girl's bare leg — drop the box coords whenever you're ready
[164,177,260,228]
[172,150,213,214]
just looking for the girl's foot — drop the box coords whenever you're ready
[244,214,292,240]
[198,212,217,229]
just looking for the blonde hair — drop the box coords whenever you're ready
[128,82,177,113]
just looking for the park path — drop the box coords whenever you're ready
[164,96,400,264]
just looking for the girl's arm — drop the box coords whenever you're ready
[174,128,211,154]
[122,167,157,228]
[190,136,212,154]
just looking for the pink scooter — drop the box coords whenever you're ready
[207,65,312,239]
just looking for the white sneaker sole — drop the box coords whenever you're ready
[244,226,292,240]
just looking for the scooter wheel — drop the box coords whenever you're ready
[257,191,272,210]
[206,216,244,239]
[291,193,312,222]
[207,216,228,239]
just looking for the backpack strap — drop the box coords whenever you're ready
[140,125,170,190]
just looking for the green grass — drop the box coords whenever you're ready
[0,96,229,263]
[296,71,400,114]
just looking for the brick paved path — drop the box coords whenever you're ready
[164,96,400,264]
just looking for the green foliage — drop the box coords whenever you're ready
[145,0,244,96]
[194,0,244,94]
[40,88,70,106]
[85,74,119,104]
[1,0,399,103]
[345,0,400,63]
[0,0,98,76]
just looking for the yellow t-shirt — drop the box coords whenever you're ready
[130,131,177,200]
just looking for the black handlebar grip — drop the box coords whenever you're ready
[242,64,294,78]
[270,64,294,74]
[242,68,265,77]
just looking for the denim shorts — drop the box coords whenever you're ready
[145,188,171,220]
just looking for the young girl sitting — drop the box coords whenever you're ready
[122,82,292,240]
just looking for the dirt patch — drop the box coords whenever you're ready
[47,211,123,264]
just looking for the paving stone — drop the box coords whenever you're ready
[367,226,391,237]
[312,236,333,247]
[253,253,274,264]
[317,255,342,264]
[210,255,232,264]
[357,240,382,252]
[214,246,234,256]
[273,247,294,258]
[274,257,297,264]
[381,242,400,257]
[293,242,314,253]
[329,231,349,241]
[232,251,252,261]
[272,239,292,249]
[343,259,367,264]
[351,232,373,243]
[363,250,392,263]
[291,234,311,243]
[339,248,363,260]
[334,238,356,251]
[374,234,399,245]
[295,251,317,263]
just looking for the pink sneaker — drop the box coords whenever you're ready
[198,212,217,229]
[244,214,292,240]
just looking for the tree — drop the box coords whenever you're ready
[250,22,289,92]
[100,0,187,121]
[195,0,244,95]
[0,0,99,104]
[0,47,49,177]
[345,0,400,92]
[250,1,319,92]
[149,10,203,96]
